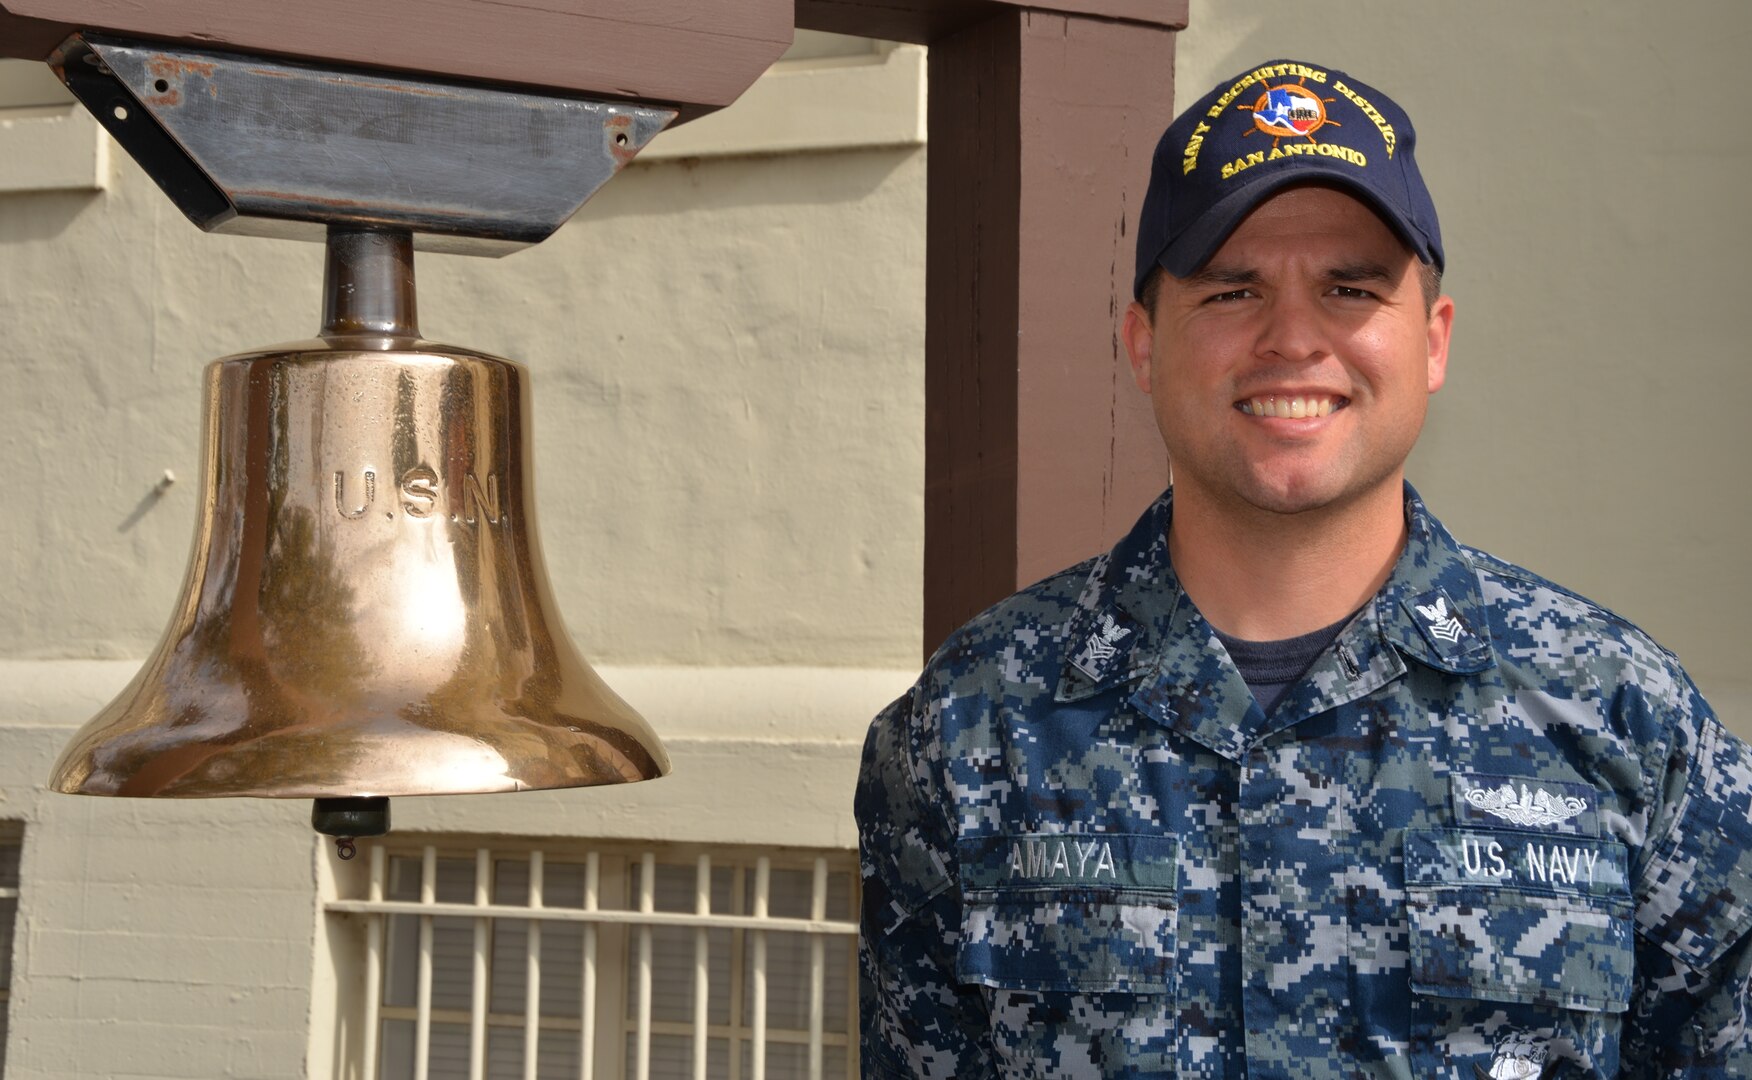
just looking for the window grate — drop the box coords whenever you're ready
[327,841,859,1080]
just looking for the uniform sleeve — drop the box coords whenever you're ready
[854,685,995,1079]
[1624,695,1752,1077]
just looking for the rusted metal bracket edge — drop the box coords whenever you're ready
[48,32,677,255]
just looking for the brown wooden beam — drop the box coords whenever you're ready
[796,0,1186,44]
[0,0,793,118]
[0,8,74,56]
[923,9,1175,657]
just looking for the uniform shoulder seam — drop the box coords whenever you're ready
[1460,544,1681,663]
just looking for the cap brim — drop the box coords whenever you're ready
[1158,163,1440,278]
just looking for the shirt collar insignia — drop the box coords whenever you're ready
[1381,488,1495,673]
[1069,612,1134,681]
[1406,587,1476,652]
[1057,604,1150,700]
[1054,494,1176,702]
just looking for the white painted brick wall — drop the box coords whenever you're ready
[2,723,317,1079]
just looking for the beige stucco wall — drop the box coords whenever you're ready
[0,4,1749,1077]
[0,141,928,670]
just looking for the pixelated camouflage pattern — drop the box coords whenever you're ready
[856,486,1752,1079]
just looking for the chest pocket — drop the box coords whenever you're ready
[954,832,1179,994]
[1403,827,1635,1014]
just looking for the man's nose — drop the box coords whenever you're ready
[1252,293,1329,364]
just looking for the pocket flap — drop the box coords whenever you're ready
[957,893,1178,993]
[1405,829,1634,1014]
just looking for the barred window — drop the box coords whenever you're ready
[0,824,21,1077]
[326,840,859,1079]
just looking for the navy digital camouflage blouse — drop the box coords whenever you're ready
[856,487,1752,1079]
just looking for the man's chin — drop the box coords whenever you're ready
[1232,472,1387,519]
[1173,458,1402,520]
[1241,489,1337,517]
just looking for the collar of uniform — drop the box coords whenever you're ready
[1054,493,1265,761]
[1054,485,1493,706]
[1376,485,1495,674]
[1053,489,1181,702]
[1121,485,1493,758]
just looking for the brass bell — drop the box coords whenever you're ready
[49,227,669,849]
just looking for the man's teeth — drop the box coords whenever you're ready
[1240,396,1340,418]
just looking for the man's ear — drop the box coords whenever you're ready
[1122,300,1156,395]
[1426,293,1455,394]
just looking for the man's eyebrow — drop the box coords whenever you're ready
[1324,261,1395,285]
[1181,266,1263,289]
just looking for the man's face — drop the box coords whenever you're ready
[1123,186,1454,519]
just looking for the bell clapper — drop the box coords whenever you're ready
[313,796,391,859]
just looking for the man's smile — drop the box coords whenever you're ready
[1234,393,1350,418]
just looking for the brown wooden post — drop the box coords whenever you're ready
[922,8,1181,657]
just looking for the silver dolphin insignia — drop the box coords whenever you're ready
[1465,782,1587,828]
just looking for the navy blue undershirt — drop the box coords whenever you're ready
[1212,609,1360,717]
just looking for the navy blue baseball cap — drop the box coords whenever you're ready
[1134,59,1442,298]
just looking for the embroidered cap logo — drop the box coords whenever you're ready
[1240,81,1339,148]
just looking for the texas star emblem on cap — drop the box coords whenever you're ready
[1244,82,1334,142]
[1134,59,1443,297]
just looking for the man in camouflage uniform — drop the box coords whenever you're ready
[855,59,1752,1078]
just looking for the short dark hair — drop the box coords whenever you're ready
[1137,260,1444,320]
[1416,261,1443,313]
[1138,267,1165,320]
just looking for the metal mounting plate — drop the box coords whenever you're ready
[52,33,676,255]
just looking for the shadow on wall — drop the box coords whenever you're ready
[0,186,103,245]
[584,144,920,224]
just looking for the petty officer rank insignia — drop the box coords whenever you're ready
[1068,610,1137,682]
[1405,587,1482,660]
